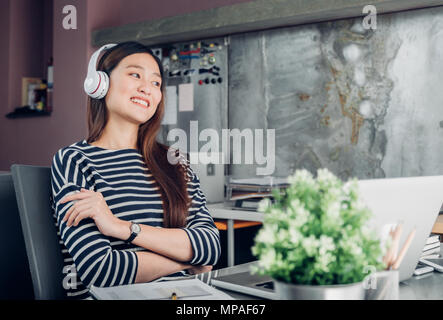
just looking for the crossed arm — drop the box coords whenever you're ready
[60,188,214,284]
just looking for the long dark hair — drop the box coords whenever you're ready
[86,41,190,228]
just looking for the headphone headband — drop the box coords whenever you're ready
[84,43,117,99]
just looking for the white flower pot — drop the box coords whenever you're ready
[273,279,365,300]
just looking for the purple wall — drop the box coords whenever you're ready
[0,0,52,171]
[0,0,252,171]
[0,0,11,161]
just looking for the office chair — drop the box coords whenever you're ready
[0,173,34,299]
[11,165,66,300]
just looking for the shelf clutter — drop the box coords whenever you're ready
[421,234,441,259]
[6,57,53,119]
[6,106,51,119]
[225,176,289,211]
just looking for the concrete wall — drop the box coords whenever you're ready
[118,0,252,26]
[228,6,443,180]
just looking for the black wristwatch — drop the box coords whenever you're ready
[126,222,141,243]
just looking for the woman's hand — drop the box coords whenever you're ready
[187,265,213,275]
[60,188,124,237]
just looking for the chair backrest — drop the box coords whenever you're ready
[11,165,65,300]
[0,173,34,299]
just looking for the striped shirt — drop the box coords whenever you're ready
[50,140,221,299]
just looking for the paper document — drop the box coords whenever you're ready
[162,86,177,125]
[90,278,233,300]
[179,83,194,111]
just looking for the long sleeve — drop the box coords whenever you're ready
[182,166,221,266]
[50,148,138,288]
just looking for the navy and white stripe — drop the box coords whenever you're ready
[50,140,221,299]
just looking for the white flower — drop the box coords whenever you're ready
[289,228,301,243]
[258,248,276,269]
[255,225,276,245]
[288,200,310,228]
[349,242,363,256]
[270,208,283,216]
[302,235,318,256]
[257,198,271,213]
[339,236,363,256]
[289,198,303,211]
[317,168,337,184]
[288,169,314,185]
[318,235,335,256]
[325,200,340,220]
[343,179,358,193]
[315,252,335,272]
[275,228,290,243]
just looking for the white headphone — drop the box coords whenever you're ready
[84,43,117,99]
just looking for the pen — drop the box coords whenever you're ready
[392,228,416,270]
[391,223,403,263]
[171,292,177,300]
[383,227,396,268]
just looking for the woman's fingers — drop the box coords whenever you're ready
[60,191,91,204]
[73,210,92,227]
[66,203,92,227]
[63,199,89,222]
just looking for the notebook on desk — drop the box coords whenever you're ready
[90,278,233,300]
[210,175,443,298]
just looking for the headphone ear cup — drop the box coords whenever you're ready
[94,71,110,99]
[83,71,100,97]
[84,71,109,99]
[84,43,116,99]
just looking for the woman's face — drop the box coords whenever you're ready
[105,53,162,125]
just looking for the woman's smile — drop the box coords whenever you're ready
[130,97,150,108]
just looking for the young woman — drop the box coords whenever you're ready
[50,41,220,299]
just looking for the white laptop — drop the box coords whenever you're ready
[211,175,443,299]
[358,175,443,281]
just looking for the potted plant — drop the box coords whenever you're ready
[251,168,385,300]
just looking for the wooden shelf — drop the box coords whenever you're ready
[6,107,52,119]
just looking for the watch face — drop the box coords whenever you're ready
[131,223,141,233]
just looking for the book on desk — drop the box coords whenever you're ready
[421,234,441,259]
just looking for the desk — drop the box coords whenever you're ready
[195,250,443,300]
[208,203,263,267]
